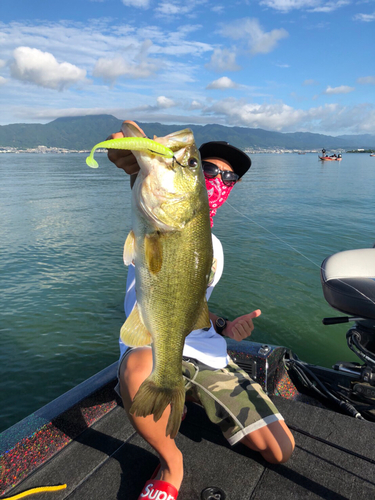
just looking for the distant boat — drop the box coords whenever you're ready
[319,155,342,161]
[370,154,375,157]
[319,149,342,161]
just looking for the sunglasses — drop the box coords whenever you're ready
[202,161,239,186]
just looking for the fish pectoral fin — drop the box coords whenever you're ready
[193,299,211,330]
[123,230,135,266]
[144,232,163,274]
[120,304,152,347]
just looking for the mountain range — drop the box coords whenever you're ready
[1,115,374,151]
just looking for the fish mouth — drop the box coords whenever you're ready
[133,128,196,174]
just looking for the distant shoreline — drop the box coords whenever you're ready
[0,146,92,154]
[0,146,335,155]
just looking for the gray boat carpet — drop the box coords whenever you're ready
[6,395,375,499]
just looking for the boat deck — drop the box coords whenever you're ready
[2,368,375,500]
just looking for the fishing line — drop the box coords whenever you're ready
[226,200,321,270]
[225,199,375,308]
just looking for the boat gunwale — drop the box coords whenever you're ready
[0,362,120,496]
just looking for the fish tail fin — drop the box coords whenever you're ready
[130,376,185,439]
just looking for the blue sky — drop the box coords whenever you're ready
[0,0,374,135]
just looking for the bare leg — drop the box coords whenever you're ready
[241,420,295,464]
[119,347,184,490]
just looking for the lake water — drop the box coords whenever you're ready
[1,151,374,432]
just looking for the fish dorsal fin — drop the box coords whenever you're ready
[144,232,163,274]
[192,298,211,331]
[123,230,135,266]
[120,304,152,347]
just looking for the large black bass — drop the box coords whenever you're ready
[121,124,213,438]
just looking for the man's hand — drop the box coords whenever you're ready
[225,310,261,341]
[107,120,146,175]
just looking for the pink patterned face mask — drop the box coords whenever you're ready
[205,176,234,227]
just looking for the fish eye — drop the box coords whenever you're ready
[188,157,198,168]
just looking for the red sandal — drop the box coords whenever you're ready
[138,479,178,500]
[138,464,178,500]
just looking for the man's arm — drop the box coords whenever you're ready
[209,310,261,342]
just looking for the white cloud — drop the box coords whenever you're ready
[312,103,375,134]
[156,2,187,15]
[121,0,150,7]
[124,95,178,112]
[260,0,318,11]
[324,85,355,95]
[93,39,161,83]
[10,47,86,90]
[9,97,175,121]
[93,56,158,82]
[0,59,6,69]
[0,76,7,85]
[190,100,203,110]
[0,20,209,74]
[156,96,176,108]
[155,0,199,17]
[11,99,375,135]
[303,79,319,86]
[0,20,135,72]
[206,77,238,89]
[220,18,289,55]
[205,98,306,130]
[357,76,375,85]
[259,0,348,12]
[202,97,375,134]
[354,11,375,22]
[309,0,349,12]
[205,48,241,72]
[12,107,117,121]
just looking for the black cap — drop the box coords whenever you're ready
[199,141,251,179]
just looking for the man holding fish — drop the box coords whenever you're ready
[107,121,294,500]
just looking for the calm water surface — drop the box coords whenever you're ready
[1,152,374,431]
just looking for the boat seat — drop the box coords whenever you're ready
[321,249,375,320]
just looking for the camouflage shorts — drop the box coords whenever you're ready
[182,357,283,445]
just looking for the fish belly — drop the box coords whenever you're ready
[130,212,212,437]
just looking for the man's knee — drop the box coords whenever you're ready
[242,420,295,464]
[267,430,295,464]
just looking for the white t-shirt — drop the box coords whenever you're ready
[119,233,229,369]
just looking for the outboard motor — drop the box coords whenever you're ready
[321,248,375,405]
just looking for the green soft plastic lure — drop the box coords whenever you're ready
[86,137,174,168]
